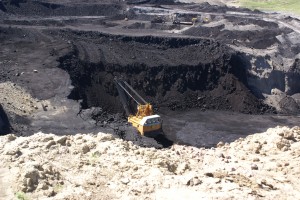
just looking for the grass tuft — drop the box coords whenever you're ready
[15,191,29,200]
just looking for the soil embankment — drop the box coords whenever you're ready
[1,126,300,199]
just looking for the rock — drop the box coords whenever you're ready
[6,134,16,141]
[187,177,202,186]
[43,164,54,175]
[81,144,90,154]
[120,178,130,185]
[45,140,56,149]
[97,133,115,142]
[271,88,283,95]
[37,182,49,190]
[217,141,224,147]
[253,158,260,162]
[254,143,263,154]
[75,135,83,141]
[42,136,54,142]
[22,167,40,192]
[282,146,289,151]
[205,172,214,177]
[43,188,55,197]
[246,142,263,154]
[176,162,189,175]
[277,163,282,167]
[279,96,300,115]
[66,140,72,146]
[60,146,69,154]
[56,136,68,146]
[276,138,290,150]
[218,153,225,158]
[278,132,284,137]
[251,164,258,170]
[283,131,294,140]
[5,147,21,156]
[87,141,96,150]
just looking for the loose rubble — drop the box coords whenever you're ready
[0,82,40,116]
[1,126,300,199]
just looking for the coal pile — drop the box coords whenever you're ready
[56,30,272,118]
[0,0,124,16]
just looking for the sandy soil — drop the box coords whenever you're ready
[1,126,300,200]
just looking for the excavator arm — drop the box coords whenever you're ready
[114,77,162,136]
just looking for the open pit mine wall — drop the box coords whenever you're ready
[57,32,270,115]
[243,54,300,98]
[286,58,300,95]
[0,104,10,135]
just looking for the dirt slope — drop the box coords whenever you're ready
[0,126,300,199]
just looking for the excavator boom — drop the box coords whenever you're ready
[114,78,162,136]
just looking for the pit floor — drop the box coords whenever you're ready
[160,109,300,147]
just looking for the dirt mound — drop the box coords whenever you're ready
[127,0,177,5]
[148,0,178,4]
[186,2,251,13]
[124,22,146,29]
[0,0,124,16]
[279,96,300,115]
[123,22,179,30]
[224,16,279,28]
[1,126,300,199]
[183,26,292,49]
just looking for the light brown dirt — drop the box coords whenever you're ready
[1,126,300,200]
[0,82,40,116]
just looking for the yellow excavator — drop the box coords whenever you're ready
[114,78,162,136]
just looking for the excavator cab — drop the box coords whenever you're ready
[128,113,162,136]
[114,78,162,136]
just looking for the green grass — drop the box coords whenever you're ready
[15,192,29,200]
[54,183,63,193]
[238,0,300,16]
